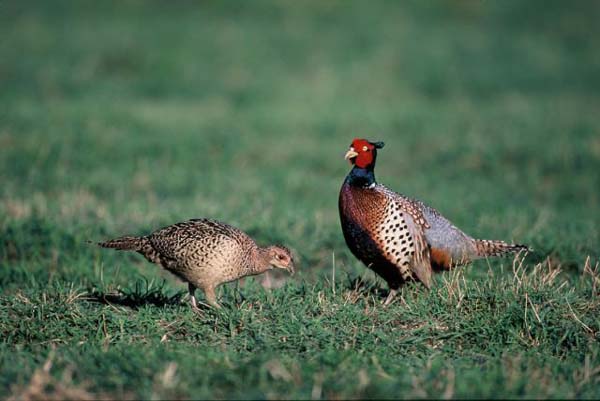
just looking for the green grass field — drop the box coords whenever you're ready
[2,1,600,399]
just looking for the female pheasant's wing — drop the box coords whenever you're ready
[375,186,433,288]
[148,219,239,261]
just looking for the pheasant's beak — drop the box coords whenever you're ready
[287,263,295,275]
[344,148,358,161]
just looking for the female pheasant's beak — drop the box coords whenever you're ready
[273,259,295,275]
[344,148,359,163]
[270,250,296,275]
[286,262,295,275]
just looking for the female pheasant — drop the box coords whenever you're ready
[339,138,529,305]
[97,218,295,309]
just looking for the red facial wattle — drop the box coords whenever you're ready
[354,150,374,168]
[345,138,376,168]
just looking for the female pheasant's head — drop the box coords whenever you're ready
[344,138,385,169]
[264,245,295,274]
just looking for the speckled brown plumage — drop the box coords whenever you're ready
[339,138,530,305]
[98,218,295,309]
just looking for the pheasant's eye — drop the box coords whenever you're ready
[275,254,282,260]
[362,146,368,151]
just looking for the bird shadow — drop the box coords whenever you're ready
[342,274,426,302]
[343,275,392,299]
[84,280,188,310]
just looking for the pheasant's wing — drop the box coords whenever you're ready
[402,209,432,288]
[148,221,201,259]
[148,219,226,258]
[149,218,251,262]
[375,186,433,288]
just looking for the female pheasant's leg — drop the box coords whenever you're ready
[383,289,398,306]
[188,283,199,309]
[203,285,221,309]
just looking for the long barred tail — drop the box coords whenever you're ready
[97,236,148,251]
[474,239,531,258]
[96,235,162,265]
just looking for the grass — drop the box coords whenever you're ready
[1,0,600,398]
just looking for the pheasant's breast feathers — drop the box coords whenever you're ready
[340,184,433,285]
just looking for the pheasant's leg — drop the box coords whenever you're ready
[383,289,398,306]
[188,283,199,310]
[203,285,221,309]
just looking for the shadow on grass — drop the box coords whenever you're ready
[84,280,189,309]
[343,272,437,302]
[343,274,409,301]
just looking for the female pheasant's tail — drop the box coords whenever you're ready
[474,239,531,258]
[97,236,147,251]
[96,235,162,265]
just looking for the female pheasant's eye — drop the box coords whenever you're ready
[362,146,369,151]
[276,255,282,260]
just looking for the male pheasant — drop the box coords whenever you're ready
[97,218,295,309]
[338,138,529,305]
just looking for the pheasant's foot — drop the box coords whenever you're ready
[383,289,398,306]
[188,283,199,309]
[203,286,221,309]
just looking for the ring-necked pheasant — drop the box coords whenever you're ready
[339,138,530,305]
[97,218,295,309]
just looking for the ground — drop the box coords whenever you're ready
[1,0,600,399]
